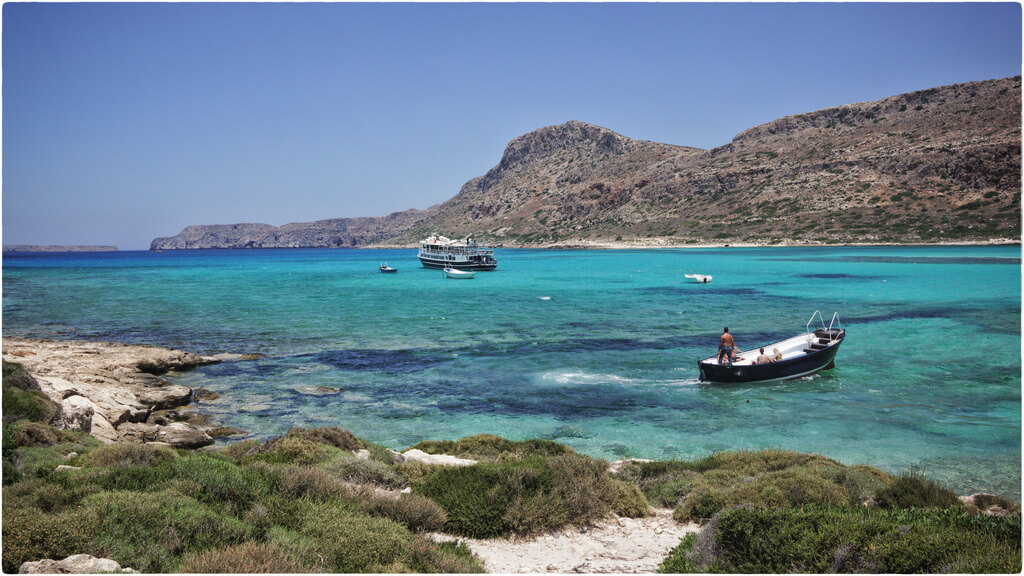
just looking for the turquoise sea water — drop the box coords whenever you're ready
[3,246,1021,498]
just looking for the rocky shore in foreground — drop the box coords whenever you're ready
[0,339,236,448]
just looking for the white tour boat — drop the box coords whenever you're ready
[419,234,497,271]
[685,273,713,283]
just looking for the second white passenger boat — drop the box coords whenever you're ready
[685,273,713,283]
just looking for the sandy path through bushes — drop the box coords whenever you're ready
[431,508,699,573]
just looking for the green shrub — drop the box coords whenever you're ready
[10,445,67,479]
[675,467,850,522]
[660,505,1022,573]
[169,453,275,507]
[269,463,350,500]
[246,435,333,466]
[609,478,651,518]
[218,438,261,459]
[406,536,485,573]
[414,461,537,537]
[78,442,178,468]
[2,361,40,391]
[2,386,59,425]
[298,504,413,572]
[324,453,405,488]
[2,506,100,573]
[181,541,315,573]
[411,434,574,461]
[415,453,622,537]
[3,458,22,485]
[7,421,77,448]
[361,491,448,532]
[547,454,612,521]
[286,426,364,451]
[874,472,961,510]
[82,489,253,572]
[966,493,1021,516]
[3,476,101,512]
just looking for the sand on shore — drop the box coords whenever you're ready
[430,508,698,574]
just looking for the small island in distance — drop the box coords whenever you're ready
[2,245,118,253]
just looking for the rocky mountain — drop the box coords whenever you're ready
[152,76,1021,249]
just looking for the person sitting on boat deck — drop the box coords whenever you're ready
[773,348,783,362]
[718,327,737,365]
[756,347,773,364]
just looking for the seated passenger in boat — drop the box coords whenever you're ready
[773,348,783,362]
[756,348,773,364]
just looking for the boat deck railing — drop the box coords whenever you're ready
[806,310,842,343]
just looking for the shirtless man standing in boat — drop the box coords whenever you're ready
[718,327,739,365]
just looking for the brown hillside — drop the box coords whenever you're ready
[389,76,1021,246]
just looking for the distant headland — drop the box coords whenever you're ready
[151,76,1021,250]
[3,245,118,253]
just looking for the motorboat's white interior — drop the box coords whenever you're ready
[701,332,829,365]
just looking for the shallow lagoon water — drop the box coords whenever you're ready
[3,245,1020,498]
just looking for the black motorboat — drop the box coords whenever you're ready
[698,311,845,384]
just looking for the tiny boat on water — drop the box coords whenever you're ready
[443,267,475,279]
[685,273,713,283]
[697,311,845,384]
[379,263,397,273]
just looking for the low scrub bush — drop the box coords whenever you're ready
[181,541,315,573]
[286,426,364,451]
[3,476,101,512]
[218,438,261,459]
[82,489,253,572]
[416,453,625,537]
[298,504,413,572]
[78,442,178,468]
[609,478,651,518]
[361,490,448,532]
[2,386,59,426]
[966,493,1021,516]
[659,505,1022,573]
[2,361,40,391]
[170,453,275,507]
[246,435,334,466]
[412,434,574,461]
[406,536,485,573]
[874,472,961,510]
[674,467,850,522]
[10,445,67,479]
[7,421,77,448]
[2,506,100,573]
[325,453,405,488]
[269,463,350,500]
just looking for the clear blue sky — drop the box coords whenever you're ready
[3,2,1020,249]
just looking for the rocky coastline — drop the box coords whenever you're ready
[1,338,235,448]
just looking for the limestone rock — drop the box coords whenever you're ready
[55,395,94,433]
[119,422,214,449]
[19,554,137,573]
[400,449,477,467]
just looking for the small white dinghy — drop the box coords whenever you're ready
[443,267,475,279]
[685,273,713,283]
